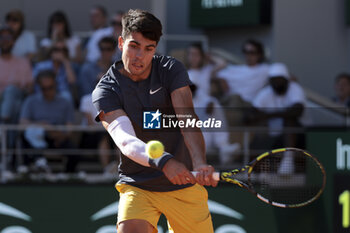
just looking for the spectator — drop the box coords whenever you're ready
[0,26,33,124]
[191,85,240,164]
[85,11,123,63]
[78,36,117,97]
[33,40,78,104]
[81,6,109,51]
[213,39,270,104]
[211,39,270,130]
[5,9,37,61]
[90,5,108,31]
[251,63,305,147]
[333,73,350,107]
[40,11,82,63]
[19,70,79,173]
[186,42,212,98]
[251,63,306,173]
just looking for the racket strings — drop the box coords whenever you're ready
[249,150,325,207]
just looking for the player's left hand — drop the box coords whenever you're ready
[194,164,218,187]
[162,159,196,185]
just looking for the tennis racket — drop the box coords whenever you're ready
[195,147,326,208]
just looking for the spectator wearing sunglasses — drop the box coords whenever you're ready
[33,40,78,104]
[5,9,37,61]
[85,11,123,63]
[213,39,269,104]
[210,39,270,130]
[0,26,33,124]
[39,11,82,63]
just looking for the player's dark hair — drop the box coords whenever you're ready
[98,36,117,49]
[121,9,162,43]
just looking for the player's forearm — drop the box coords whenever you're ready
[106,117,149,166]
[106,115,173,169]
[181,130,207,168]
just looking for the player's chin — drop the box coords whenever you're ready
[130,69,145,77]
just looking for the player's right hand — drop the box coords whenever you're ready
[193,164,218,187]
[162,159,196,185]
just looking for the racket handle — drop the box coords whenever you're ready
[191,171,220,181]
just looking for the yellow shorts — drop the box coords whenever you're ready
[116,183,214,233]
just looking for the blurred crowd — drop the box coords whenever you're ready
[1,7,121,176]
[1,6,349,176]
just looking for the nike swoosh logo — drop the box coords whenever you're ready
[163,59,171,67]
[150,87,163,95]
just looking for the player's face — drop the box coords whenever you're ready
[118,32,157,81]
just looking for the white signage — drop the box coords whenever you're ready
[336,138,350,170]
[201,0,243,9]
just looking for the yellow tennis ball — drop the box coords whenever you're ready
[146,140,164,159]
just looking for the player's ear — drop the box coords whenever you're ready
[118,36,124,51]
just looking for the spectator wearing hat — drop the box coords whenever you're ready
[251,63,306,173]
[251,63,305,147]
[0,26,33,124]
[5,9,37,61]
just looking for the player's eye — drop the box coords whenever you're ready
[146,47,154,52]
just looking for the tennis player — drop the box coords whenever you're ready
[92,9,217,233]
